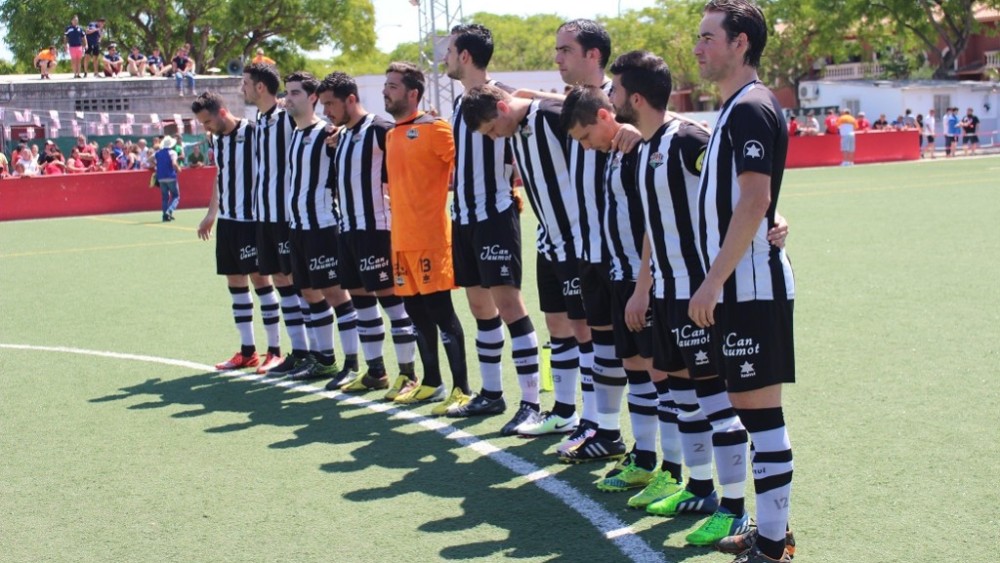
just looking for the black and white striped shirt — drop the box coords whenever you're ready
[333,113,391,232]
[697,81,794,302]
[570,79,613,264]
[451,81,516,224]
[288,120,339,230]
[509,99,577,262]
[603,147,644,282]
[638,119,709,299]
[252,105,295,224]
[212,119,255,222]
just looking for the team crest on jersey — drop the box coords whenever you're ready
[744,140,764,159]
[236,134,246,143]
[610,153,622,171]
[302,136,313,145]
[406,128,419,140]
[648,152,665,169]
[520,124,533,138]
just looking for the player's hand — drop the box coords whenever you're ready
[324,125,341,148]
[768,214,789,248]
[512,187,524,214]
[511,88,537,99]
[624,289,650,333]
[197,216,214,240]
[688,280,721,329]
[612,124,642,153]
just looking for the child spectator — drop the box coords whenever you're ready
[33,46,58,80]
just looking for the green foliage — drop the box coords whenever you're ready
[0,0,376,70]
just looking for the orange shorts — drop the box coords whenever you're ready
[393,248,456,296]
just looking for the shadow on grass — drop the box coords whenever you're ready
[90,371,713,562]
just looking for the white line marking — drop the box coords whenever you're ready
[1,343,666,563]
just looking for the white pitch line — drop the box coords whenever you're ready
[1,343,667,563]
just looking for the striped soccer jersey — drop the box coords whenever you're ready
[509,99,578,263]
[569,79,613,264]
[288,120,339,230]
[252,105,294,224]
[333,113,392,232]
[603,146,644,282]
[697,81,795,302]
[211,118,255,222]
[637,118,709,300]
[450,81,516,224]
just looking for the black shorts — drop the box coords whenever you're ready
[536,253,586,320]
[714,299,796,393]
[86,43,100,56]
[610,281,653,360]
[255,222,292,276]
[289,225,342,290]
[452,206,522,289]
[663,298,717,377]
[338,230,394,292]
[963,135,979,145]
[216,219,259,276]
[579,261,614,327]
[945,135,957,145]
[926,135,935,143]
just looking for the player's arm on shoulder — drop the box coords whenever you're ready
[432,120,456,163]
[511,88,565,101]
[611,123,643,153]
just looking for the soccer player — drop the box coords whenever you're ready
[690,3,797,561]
[382,62,471,411]
[315,71,419,394]
[192,92,280,372]
[240,62,310,376]
[280,71,358,382]
[441,24,542,430]
[607,50,758,548]
[461,84,585,439]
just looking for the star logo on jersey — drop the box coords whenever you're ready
[520,124,533,138]
[648,152,664,169]
[500,265,510,277]
[744,140,764,159]
[379,271,389,282]
[406,128,419,140]
[695,350,710,366]
[740,361,756,378]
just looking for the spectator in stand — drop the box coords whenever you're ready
[961,107,980,156]
[172,47,196,96]
[824,108,838,134]
[251,47,276,66]
[103,44,123,77]
[84,19,106,78]
[127,46,147,76]
[42,154,65,175]
[33,46,58,80]
[923,108,936,159]
[30,144,40,163]
[14,148,40,177]
[66,148,91,173]
[136,138,152,168]
[787,115,799,136]
[0,151,9,178]
[903,109,917,129]
[856,111,870,132]
[837,108,857,166]
[802,110,820,135]
[173,133,186,161]
[154,136,181,221]
[185,144,205,167]
[65,15,86,78]
[872,113,889,130]
[74,134,98,168]
[891,114,905,129]
[147,48,167,76]
[112,138,129,169]
[944,107,961,157]
[99,146,118,171]
[43,140,64,162]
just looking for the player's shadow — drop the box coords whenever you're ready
[90,372,714,562]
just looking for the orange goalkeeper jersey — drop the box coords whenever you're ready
[385,111,455,252]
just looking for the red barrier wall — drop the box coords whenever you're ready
[0,167,216,221]
[787,130,920,168]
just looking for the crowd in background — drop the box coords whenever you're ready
[0,133,212,179]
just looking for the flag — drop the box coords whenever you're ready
[97,124,105,135]
[14,111,25,122]
[33,115,41,127]
[126,113,135,125]
[76,111,85,119]
[100,113,110,124]
[141,124,151,135]
[150,113,160,123]
[173,114,183,131]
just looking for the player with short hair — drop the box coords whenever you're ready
[383,62,471,411]
[690,2,797,561]
[315,70,419,394]
[441,23,543,430]
[192,92,281,372]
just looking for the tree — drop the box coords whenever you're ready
[0,0,376,72]
[862,0,1000,79]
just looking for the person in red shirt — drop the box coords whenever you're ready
[787,115,799,136]
[856,111,871,132]
[824,108,838,135]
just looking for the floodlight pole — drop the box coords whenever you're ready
[411,0,463,114]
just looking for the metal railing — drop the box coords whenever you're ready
[986,50,1000,69]
[822,62,885,80]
